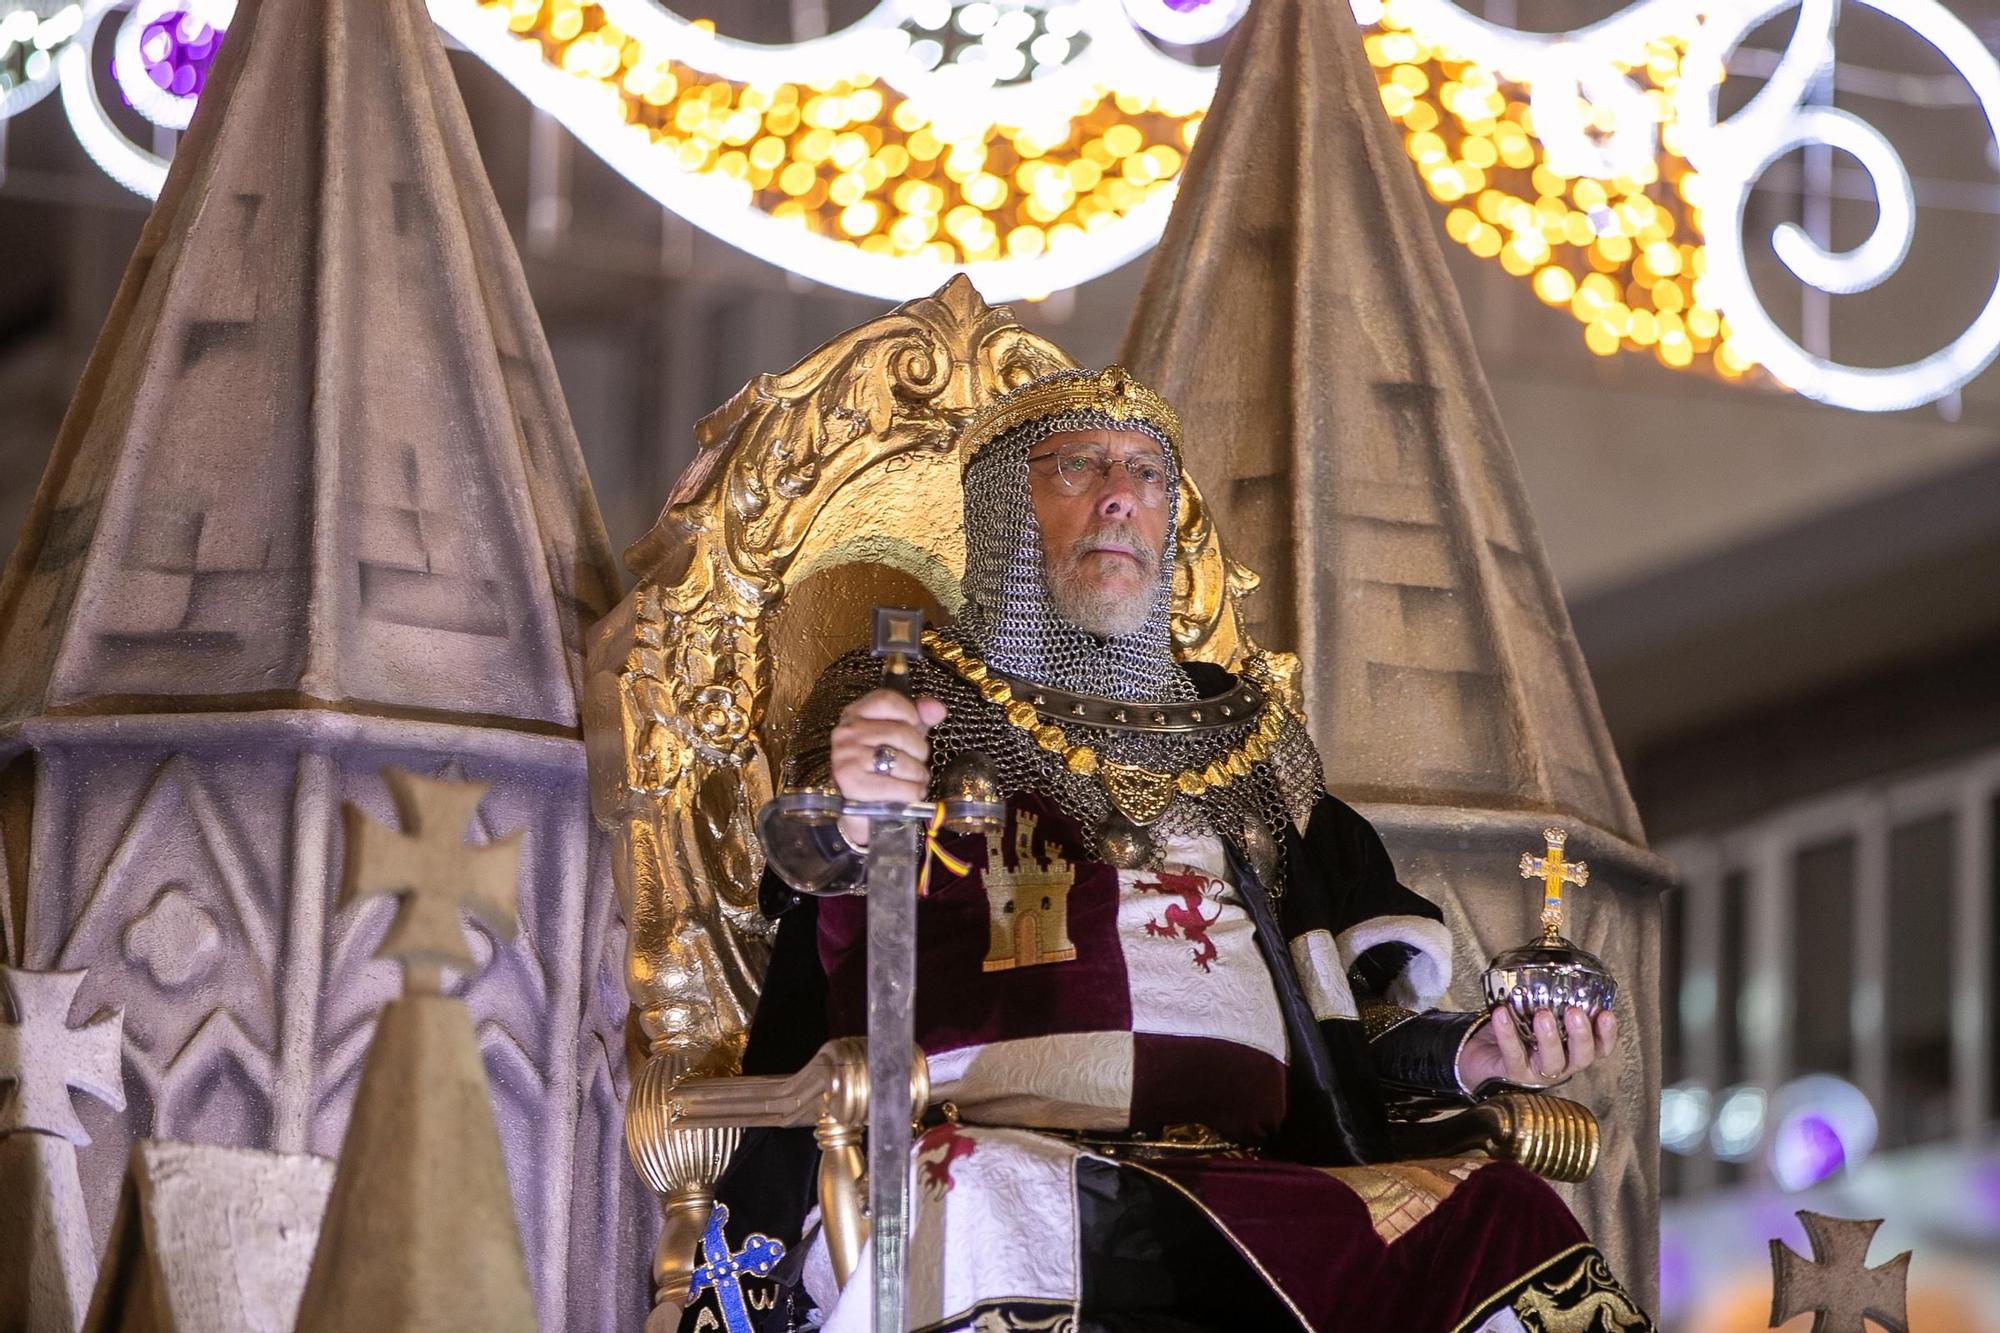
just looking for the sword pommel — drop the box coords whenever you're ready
[872,606,924,700]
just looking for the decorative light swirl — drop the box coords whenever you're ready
[1360,3,1750,380]
[1384,0,1699,180]
[111,0,229,127]
[1675,0,2000,411]
[59,0,168,196]
[590,0,1219,137]
[1118,0,1252,47]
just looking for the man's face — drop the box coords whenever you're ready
[1027,426,1173,639]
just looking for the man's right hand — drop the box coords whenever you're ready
[829,689,947,851]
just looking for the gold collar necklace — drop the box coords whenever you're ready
[921,630,1284,826]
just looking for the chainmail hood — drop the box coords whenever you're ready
[786,366,1326,888]
[954,366,1189,703]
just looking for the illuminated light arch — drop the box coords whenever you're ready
[13,0,2000,413]
[438,0,1193,302]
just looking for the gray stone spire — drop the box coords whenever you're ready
[0,0,617,726]
[0,0,648,1325]
[293,771,536,1333]
[1121,0,1667,1303]
[1120,0,1639,843]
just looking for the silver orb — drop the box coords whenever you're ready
[1482,936,1617,1042]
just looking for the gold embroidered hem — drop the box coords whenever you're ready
[1450,1241,1656,1333]
[1325,1157,1490,1245]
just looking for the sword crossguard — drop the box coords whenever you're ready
[761,790,1002,828]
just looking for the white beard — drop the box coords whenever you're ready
[1044,544,1158,639]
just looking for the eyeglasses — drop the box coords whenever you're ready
[1026,443,1172,506]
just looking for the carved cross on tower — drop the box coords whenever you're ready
[343,771,523,995]
[1769,1210,1911,1333]
[1518,826,1589,943]
[0,967,126,1144]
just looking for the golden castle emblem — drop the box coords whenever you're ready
[982,811,1078,972]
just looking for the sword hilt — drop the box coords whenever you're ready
[868,606,1001,837]
[871,606,924,702]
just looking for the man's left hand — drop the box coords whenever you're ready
[1455,1005,1617,1094]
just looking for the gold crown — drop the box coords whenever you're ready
[957,365,1183,469]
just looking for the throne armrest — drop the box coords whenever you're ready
[1383,1090,1600,1184]
[625,1039,931,1325]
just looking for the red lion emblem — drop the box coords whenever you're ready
[1143,880,1222,972]
[917,1121,977,1197]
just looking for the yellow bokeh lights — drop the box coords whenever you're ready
[1362,7,1751,379]
[482,0,1757,380]
[482,0,1198,268]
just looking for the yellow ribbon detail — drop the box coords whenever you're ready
[916,804,973,899]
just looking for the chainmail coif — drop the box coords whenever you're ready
[956,391,1190,703]
[787,367,1325,890]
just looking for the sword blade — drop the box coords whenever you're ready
[865,817,921,1333]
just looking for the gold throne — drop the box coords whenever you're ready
[582,277,1599,1326]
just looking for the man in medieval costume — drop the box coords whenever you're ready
[690,366,1653,1333]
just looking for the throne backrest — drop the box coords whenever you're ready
[584,276,1286,1076]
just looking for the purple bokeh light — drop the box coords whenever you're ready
[1971,1159,2000,1234]
[1765,1075,1878,1191]
[1655,1233,1693,1321]
[1771,1112,1847,1190]
[128,11,224,103]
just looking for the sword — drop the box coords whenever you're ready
[864,606,926,1333]
[754,609,999,1327]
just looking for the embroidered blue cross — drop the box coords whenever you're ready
[687,1202,786,1333]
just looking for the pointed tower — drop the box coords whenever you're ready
[1122,0,1668,1301]
[293,771,537,1333]
[82,1142,333,1333]
[0,0,648,1324]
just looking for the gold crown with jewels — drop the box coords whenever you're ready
[957,364,1184,469]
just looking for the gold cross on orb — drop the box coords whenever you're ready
[1518,826,1588,942]
[1769,1210,1910,1333]
[342,770,523,995]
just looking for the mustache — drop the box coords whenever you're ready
[1065,522,1159,568]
